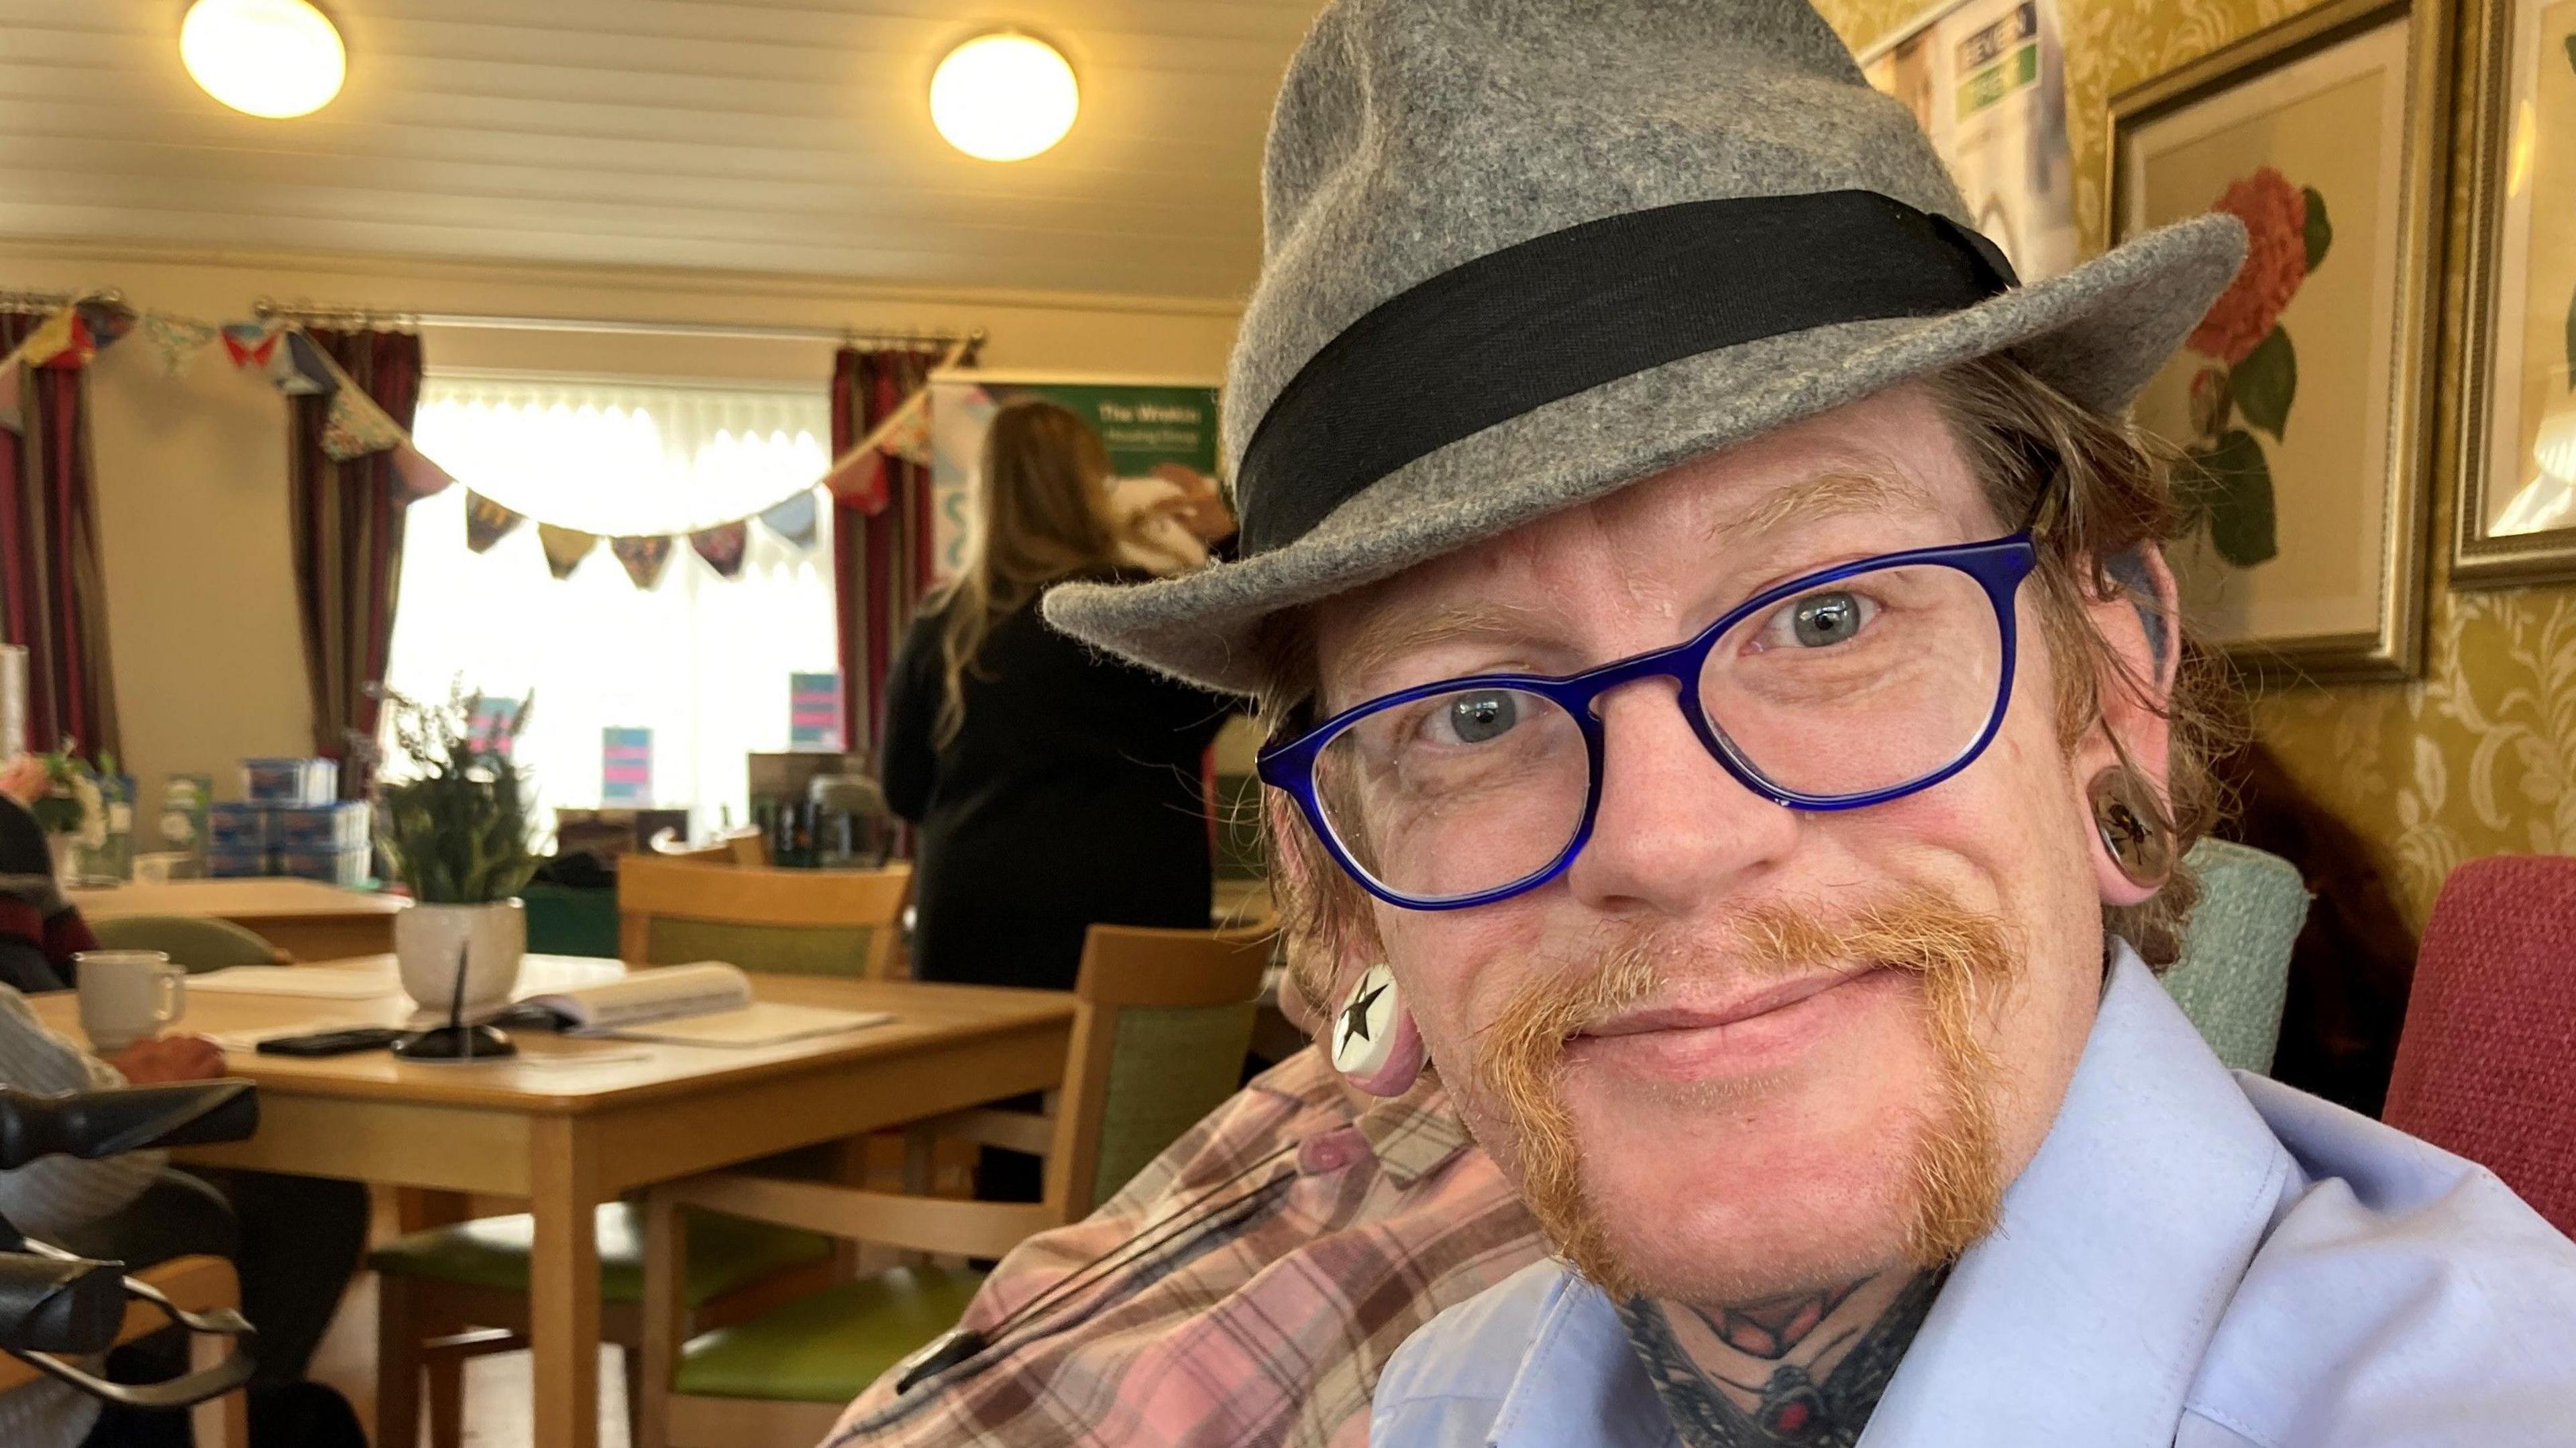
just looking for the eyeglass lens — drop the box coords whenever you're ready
[1309,559,2006,903]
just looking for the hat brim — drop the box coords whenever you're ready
[1046,213,2247,694]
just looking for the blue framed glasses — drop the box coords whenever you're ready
[1256,534,2038,911]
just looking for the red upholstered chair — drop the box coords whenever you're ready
[2383,854,2576,1235]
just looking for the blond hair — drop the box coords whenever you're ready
[931,401,1126,746]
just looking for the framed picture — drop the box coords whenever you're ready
[2107,0,2449,679]
[2453,0,2576,582]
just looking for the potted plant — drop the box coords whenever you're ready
[376,683,539,1018]
[23,744,108,885]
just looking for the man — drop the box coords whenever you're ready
[1042,1,2576,1444]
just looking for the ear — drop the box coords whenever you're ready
[1263,790,1428,1095]
[2072,544,2180,907]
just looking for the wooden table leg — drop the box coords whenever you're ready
[529,1117,602,1448]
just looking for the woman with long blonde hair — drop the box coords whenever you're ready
[880,400,1239,998]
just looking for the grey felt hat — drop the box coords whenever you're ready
[1044,0,2247,695]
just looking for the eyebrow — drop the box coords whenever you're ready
[1324,465,1939,708]
[1329,600,1550,709]
[1721,467,1936,539]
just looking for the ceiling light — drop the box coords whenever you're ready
[181,0,346,119]
[930,32,1079,162]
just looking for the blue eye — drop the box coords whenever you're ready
[1436,690,1519,744]
[1757,590,1876,649]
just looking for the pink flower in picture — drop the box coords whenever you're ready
[2188,166,2309,365]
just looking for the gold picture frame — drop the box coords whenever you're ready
[2452,0,2576,583]
[2106,0,2449,680]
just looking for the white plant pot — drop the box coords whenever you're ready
[395,900,526,1015]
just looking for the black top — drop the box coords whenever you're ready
[881,571,1242,991]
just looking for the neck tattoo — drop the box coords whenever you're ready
[1617,1272,1945,1448]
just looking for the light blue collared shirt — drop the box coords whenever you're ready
[1373,946,2576,1447]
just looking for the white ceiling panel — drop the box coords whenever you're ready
[0,0,1321,298]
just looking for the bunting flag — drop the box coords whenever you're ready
[816,441,885,510]
[390,440,456,502]
[139,313,217,379]
[269,330,337,396]
[321,382,405,460]
[759,490,819,548]
[539,524,598,579]
[77,300,136,355]
[812,361,945,512]
[19,307,84,370]
[611,535,674,590]
[689,522,748,579]
[466,492,525,553]
[0,296,137,433]
[221,322,280,370]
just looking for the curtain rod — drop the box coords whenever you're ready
[0,286,124,314]
[250,296,983,351]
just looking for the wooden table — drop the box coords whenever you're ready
[71,878,409,962]
[31,955,1076,1448]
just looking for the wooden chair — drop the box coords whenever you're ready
[648,828,770,867]
[368,857,915,1447]
[634,922,1276,1448]
[0,1255,250,1448]
[616,856,911,979]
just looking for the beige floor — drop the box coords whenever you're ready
[307,1194,631,1448]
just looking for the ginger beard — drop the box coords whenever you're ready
[1465,887,2023,1302]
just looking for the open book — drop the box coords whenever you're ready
[517,962,893,1047]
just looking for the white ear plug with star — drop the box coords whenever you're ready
[1331,962,1426,1097]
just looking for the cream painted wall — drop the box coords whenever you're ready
[0,242,1244,796]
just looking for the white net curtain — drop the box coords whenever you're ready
[382,374,838,844]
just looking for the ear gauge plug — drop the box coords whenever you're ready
[2089,766,2174,891]
[1331,962,1425,1097]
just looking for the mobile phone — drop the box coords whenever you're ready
[255,1027,404,1058]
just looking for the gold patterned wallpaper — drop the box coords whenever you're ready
[1823,0,2575,930]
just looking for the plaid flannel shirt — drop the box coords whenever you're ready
[830,1047,1544,1448]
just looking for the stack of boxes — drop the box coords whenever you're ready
[207,758,373,888]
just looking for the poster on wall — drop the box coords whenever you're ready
[1857,0,2078,283]
[788,672,844,750]
[2110,0,2437,679]
[926,372,1223,583]
[601,727,653,806]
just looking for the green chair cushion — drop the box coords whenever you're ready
[2163,838,2312,1074]
[88,914,280,972]
[672,1264,985,1402]
[646,917,877,977]
[368,1203,833,1308]
[1092,1002,1256,1207]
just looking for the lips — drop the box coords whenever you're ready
[1564,966,1896,1080]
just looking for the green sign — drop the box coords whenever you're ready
[928,374,1224,580]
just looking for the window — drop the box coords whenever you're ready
[384,374,837,842]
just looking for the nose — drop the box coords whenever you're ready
[1562,677,1799,917]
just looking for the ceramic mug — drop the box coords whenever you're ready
[74,949,186,1052]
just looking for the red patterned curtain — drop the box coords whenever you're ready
[288,328,423,799]
[0,312,119,763]
[828,345,950,764]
